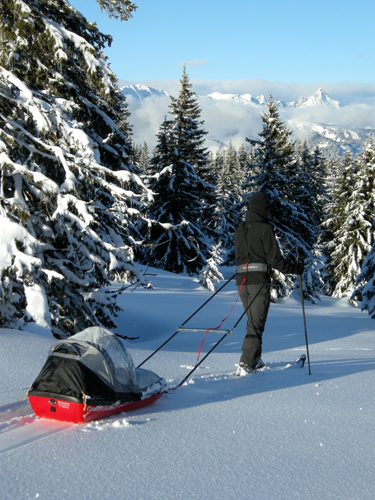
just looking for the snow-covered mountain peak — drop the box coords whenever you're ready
[287,88,340,109]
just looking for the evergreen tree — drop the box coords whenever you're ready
[311,144,328,224]
[96,0,137,21]
[296,140,326,227]
[199,242,224,292]
[138,142,151,174]
[138,70,214,275]
[321,153,347,249]
[169,66,209,176]
[246,95,317,300]
[0,0,150,336]
[211,142,244,248]
[169,66,216,223]
[323,151,357,295]
[325,137,375,298]
[352,245,375,317]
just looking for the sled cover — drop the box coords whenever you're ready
[31,327,165,401]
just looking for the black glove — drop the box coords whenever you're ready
[293,261,304,275]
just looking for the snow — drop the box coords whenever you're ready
[0,216,42,277]
[24,284,51,329]
[1,265,375,499]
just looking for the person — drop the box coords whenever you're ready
[234,191,304,376]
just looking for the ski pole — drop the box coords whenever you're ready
[297,257,311,375]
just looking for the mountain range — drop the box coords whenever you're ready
[203,88,340,110]
[121,85,371,157]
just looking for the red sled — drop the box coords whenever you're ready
[28,327,166,424]
[28,391,163,424]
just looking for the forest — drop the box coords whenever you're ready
[1,0,375,338]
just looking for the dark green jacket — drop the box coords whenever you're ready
[234,210,295,285]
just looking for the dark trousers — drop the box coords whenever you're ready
[238,283,270,368]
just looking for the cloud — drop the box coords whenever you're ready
[199,99,263,151]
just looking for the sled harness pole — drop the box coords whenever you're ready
[297,255,311,375]
[137,273,235,368]
[166,268,271,393]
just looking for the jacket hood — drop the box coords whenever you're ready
[248,192,270,219]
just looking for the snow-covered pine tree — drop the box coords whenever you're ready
[296,140,327,227]
[138,70,214,275]
[0,0,151,337]
[137,142,151,174]
[169,67,209,175]
[245,95,317,301]
[321,153,346,249]
[323,151,357,295]
[329,136,375,302]
[311,145,328,224]
[292,140,326,300]
[198,242,224,292]
[211,142,245,249]
[96,0,137,21]
[169,67,216,222]
[352,244,375,317]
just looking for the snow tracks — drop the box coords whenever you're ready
[0,400,71,455]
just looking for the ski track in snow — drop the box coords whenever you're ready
[0,400,72,455]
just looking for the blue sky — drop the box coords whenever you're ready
[70,0,375,149]
[71,0,374,89]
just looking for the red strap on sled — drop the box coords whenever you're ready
[196,262,249,364]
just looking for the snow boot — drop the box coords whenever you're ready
[236,362,256,377]
[256,358,266,370]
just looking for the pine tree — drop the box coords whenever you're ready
[325,137,375,299]
[199,242,224,292]
[169,66,209,176]
[211,142,244,248]
[353,245,375,317]
[245,95,318,300]
[296,140,326,227]
[323,151,357,295]
[138,142,151,174]
[138,70,214,275]
[96,0,137,21]
[0,0,150,336]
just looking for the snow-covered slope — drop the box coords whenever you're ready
[288,120,371,156]
[1,266,375,499]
